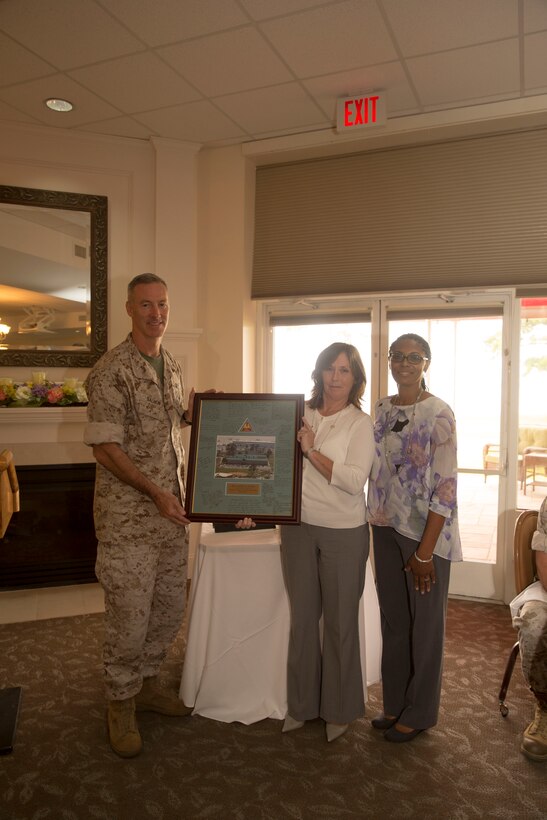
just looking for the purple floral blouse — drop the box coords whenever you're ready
[367,395,462,561]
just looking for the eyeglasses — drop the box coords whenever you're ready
[389,351,429,365]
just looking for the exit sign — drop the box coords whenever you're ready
[336,92,386,132]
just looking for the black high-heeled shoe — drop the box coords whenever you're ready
[371,713,397,731]
[384,725,423,743]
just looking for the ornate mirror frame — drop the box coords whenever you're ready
[0,184,107,368]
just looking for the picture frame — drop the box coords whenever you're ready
[185,393,304,524]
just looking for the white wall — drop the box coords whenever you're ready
[0,122,201,392]
[196,145,256,393]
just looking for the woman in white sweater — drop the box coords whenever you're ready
[280,342,374,742]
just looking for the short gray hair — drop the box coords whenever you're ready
[127,273,167,299]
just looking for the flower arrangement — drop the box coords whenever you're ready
[0,373,87,407]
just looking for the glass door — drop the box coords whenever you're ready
[271,315,372,414]
[382,294,511,600]
[516,298,547,510]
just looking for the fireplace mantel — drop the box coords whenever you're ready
[1,406,90,465]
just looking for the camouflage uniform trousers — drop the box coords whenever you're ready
[514,600,547,695]
[96,531,188,701]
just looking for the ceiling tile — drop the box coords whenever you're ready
[260,0,397,77]
[100,0,249,47]
[69,53,201,114]
[0,0,539,148]
[408,40,520,107]
[158,27,293,97]
[524,0,547,33]
[214,83,328,135]
[134,100,247,143]
[524,31,547,92]
[383,0,518,56]
[240,0,327,20]
[76,116,156,140]
[0,33,56,87]
[0,0,143,70]
[0,74,122,126]
[303,62,418,119]
[0,98,41,126]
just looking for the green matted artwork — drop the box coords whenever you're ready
[185,393,304,524]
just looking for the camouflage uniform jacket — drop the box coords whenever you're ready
[84,333,186,543]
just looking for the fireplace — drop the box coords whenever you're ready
[0,463,97,589]
[0,406,197,589]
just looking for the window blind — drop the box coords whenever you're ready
[253,129,547,299]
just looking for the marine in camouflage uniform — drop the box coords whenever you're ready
[85,331,188,696]
[84,274,193,757]
[511,495,547,761]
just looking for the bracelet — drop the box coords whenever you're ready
[413,551,433,564]
[182,411,192,426]
[303,447,318,460]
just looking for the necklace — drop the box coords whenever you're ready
[313,407,344,453]
[384,389,423,473]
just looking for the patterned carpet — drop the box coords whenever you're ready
[0,599,545,820]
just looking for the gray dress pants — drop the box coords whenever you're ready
[371,525,451,730]
[280,522,369,724]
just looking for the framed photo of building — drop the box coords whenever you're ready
[185,393,304,524]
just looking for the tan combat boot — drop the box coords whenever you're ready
[107,697,142,758]
[135,676,193,716]
[521,702,547,762]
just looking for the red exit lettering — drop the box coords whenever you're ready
[344,95,379,127]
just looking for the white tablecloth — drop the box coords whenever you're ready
[180,524,381,724]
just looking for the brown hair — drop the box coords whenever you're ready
[308,342,366,410]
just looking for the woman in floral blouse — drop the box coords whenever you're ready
[367,333,462,743]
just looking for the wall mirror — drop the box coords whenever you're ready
[0,184,107,368]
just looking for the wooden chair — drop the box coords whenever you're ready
[498,509,538,716]
[0,449,20,539]
[483,443,500,482]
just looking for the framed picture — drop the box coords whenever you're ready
[185,393,304,524]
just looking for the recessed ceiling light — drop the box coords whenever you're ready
[45,98,73,112]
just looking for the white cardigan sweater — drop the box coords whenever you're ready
[301,403,374,529]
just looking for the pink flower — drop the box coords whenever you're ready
[0,388,6,401]
[436,479,456,505]
[407,441,428,467]
[46,386,64,404]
